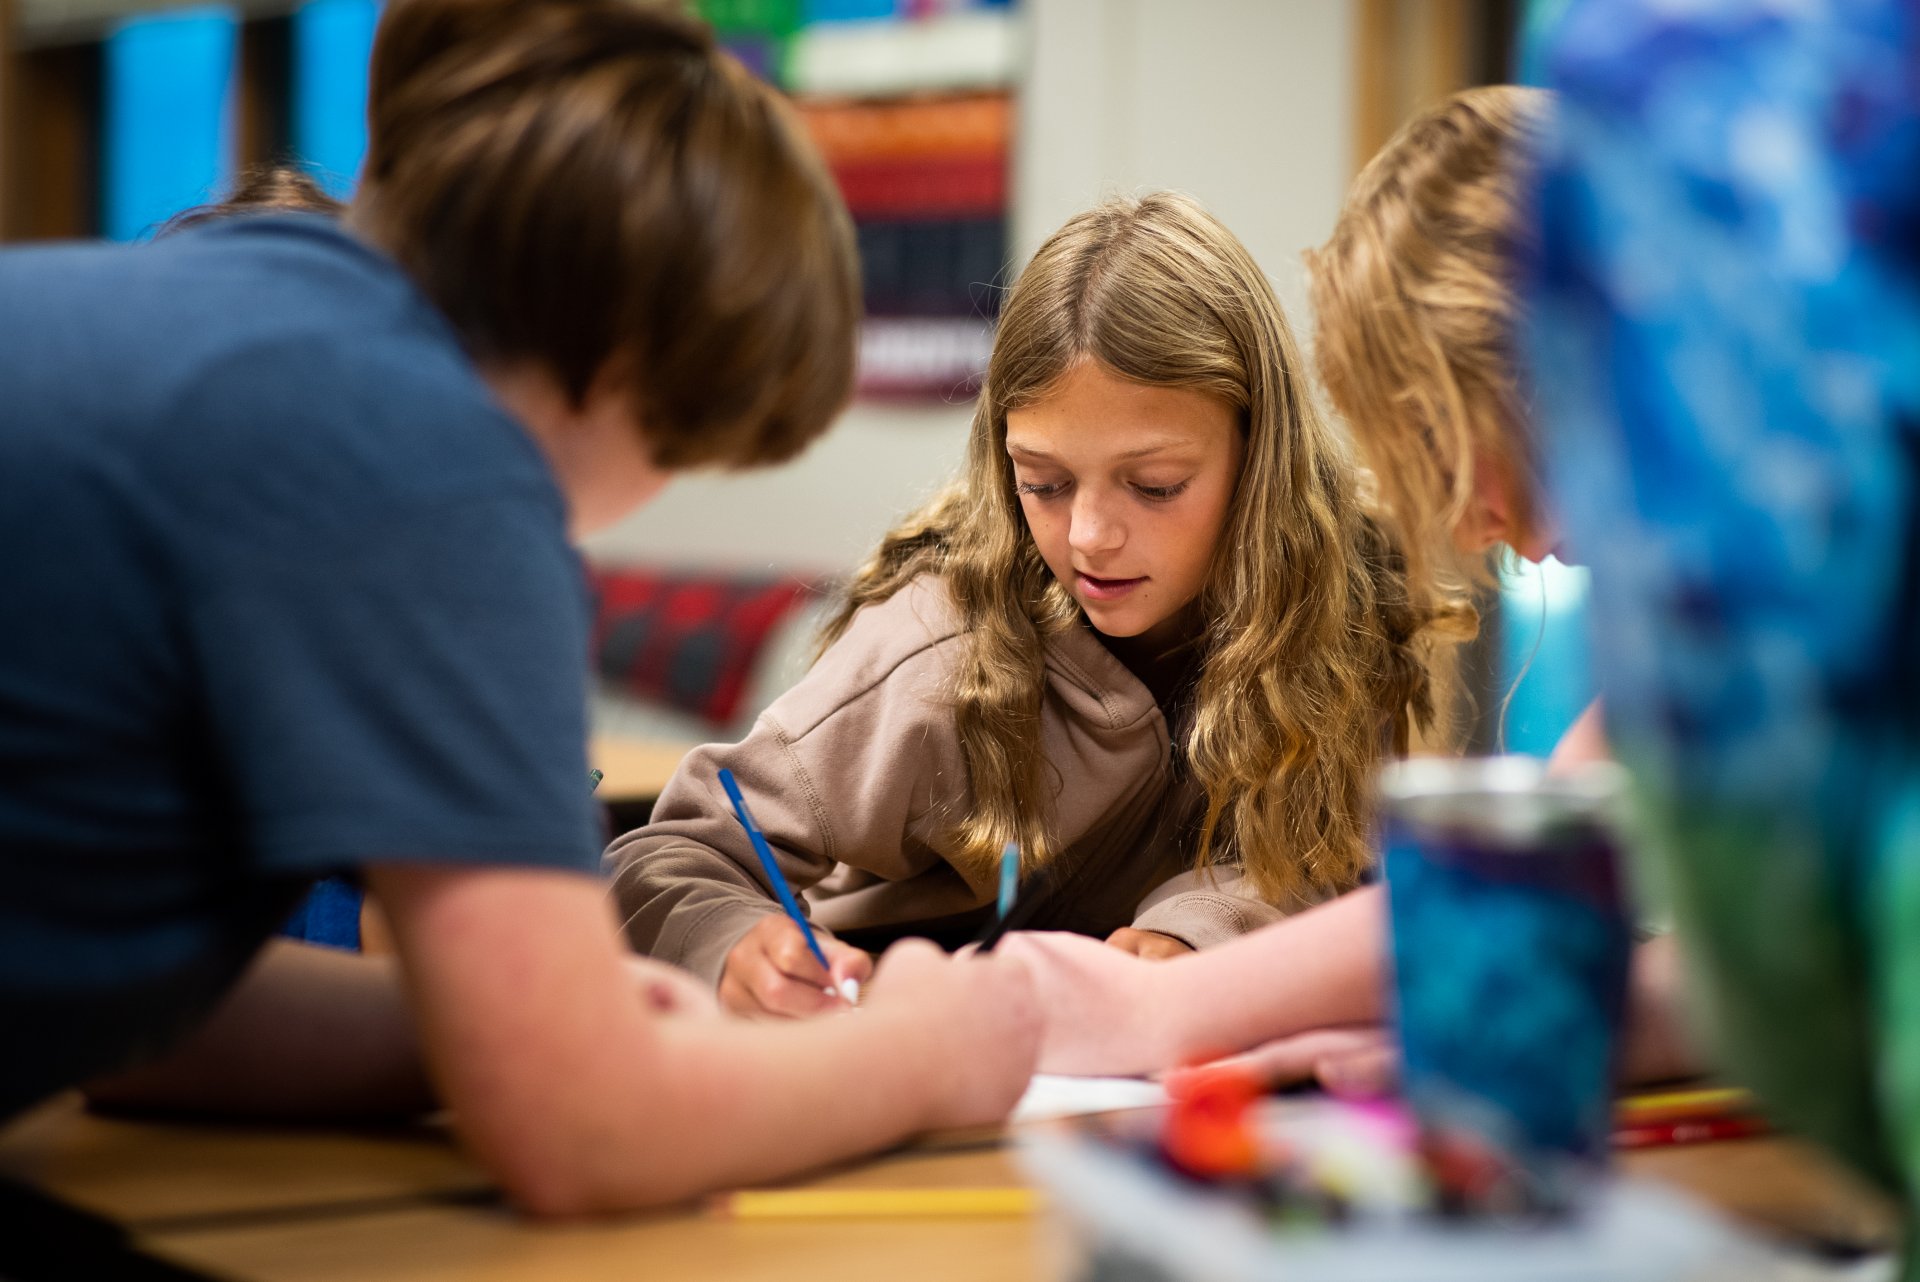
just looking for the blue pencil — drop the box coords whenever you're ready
[717,767,857,1004]
[974,842,1030,952]
[997,842,1019,919]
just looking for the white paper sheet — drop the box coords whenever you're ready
[1012,1074,1167,1124]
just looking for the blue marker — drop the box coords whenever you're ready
[997,842,1019,920]
[717,767,858,1004]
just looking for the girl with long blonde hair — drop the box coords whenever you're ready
[1003,87,1697,1088]
[610,191,1450,1016]
[1310,85,1558,607]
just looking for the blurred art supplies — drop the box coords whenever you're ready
[1019,1090,1774,1282]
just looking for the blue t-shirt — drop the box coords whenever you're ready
[0,215,602,1116]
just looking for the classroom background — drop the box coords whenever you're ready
[0,0,1590,761]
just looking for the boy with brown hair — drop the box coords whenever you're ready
[0,0,1037,1215]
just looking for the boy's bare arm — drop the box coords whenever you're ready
[89,865,1041,1217]
[80,932,723,1121]
[368,864,1038,1216]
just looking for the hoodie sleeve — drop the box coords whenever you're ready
[604,590,971,984]
[1128,867,1292,950]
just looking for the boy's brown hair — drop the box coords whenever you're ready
[350,0,860,470]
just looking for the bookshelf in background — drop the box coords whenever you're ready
[0,0,1023,406]
[701,0,1019,401]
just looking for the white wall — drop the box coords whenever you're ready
[1013,0,1353,327]
[581,398,975,575]
[584,0,1354,577]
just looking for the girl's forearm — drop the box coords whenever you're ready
[1149,885,1389,1066]
[1019,887,1390,1077]
[1160,893,1705,1085]
[1621,933,1706,1083]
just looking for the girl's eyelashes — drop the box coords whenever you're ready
[1013,477,1191,501]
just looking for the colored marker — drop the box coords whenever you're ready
[1615,1086,1757,1126]
[997,841,1019,919]
[715,1188,1040,1219]
[1614,1115,1770,1150]
[717,768,857,1005]
[587,767,604,794]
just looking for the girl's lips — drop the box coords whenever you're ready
[1077,572,1146,602]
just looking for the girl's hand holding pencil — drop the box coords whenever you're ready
[715,767,873,1018]
[719,914,873,1018]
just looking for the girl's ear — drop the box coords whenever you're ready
[1465,447,1556,563]
[1455,448,1514,555]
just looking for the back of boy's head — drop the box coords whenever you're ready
[1306,85,1550,595]
[352,0,859,470]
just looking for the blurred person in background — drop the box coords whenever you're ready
[1529,0,1920,1257]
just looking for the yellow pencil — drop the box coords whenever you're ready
[716,1188,1041,1219]
[1616,1086,1756,1121]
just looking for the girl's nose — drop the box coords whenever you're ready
[1067,491,1125,557]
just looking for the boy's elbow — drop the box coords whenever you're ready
[485,1128,710,1219]
[498,1162,619,1221]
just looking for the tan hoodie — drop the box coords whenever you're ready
[606,576,1291,983]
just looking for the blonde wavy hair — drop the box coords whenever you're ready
[1307,85,1551,609]
[822,192,1452,909]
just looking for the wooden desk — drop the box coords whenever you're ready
[0,1097,487,1229]
[153,1142,1041,1282]
[1625,1138,1898,1256]
[0,1097,1898,1282]
[0,1103,1040,1282]
[589,735,694,807]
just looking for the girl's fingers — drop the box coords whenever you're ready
[1178,1025,1393,1089]
[769,928,832,986]
[825,944,873,1003]
[1316,1044,1399,1098]
[826,941,873,978]
[1105,927,1194,960]
[716,969,759,1017]
[750,961,840,1018]
[1135,934,1194,961]
[720,930,839,1018]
